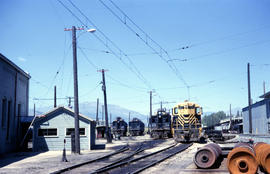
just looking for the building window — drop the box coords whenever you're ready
[18,104,21,117]
[1,99,7,128]
[6,101,12,140]
[38,128,57,136]
[66,128,86,136]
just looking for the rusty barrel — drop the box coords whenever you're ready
[227,142,258,174]
[194,143,222,168]
[254,142,270,174]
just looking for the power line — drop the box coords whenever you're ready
[182,39,270,62]
[98,0,189,98]
[79,82,101,98]
[57,0,153,90]
[78,46,98,69]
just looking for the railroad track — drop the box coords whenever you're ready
[50,145,129,174]
[51,140,191,174]
[51,142,148,174]
[92,143,193,174]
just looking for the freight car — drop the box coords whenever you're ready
[149,109,173,139]
[112,117,128,138]
[172,100,204,142]
[129,118,145,136]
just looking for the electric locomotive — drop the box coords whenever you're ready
[149,108,173,139]
[129,118,145,136]
[112,117,128,138]
[172,100,204,142]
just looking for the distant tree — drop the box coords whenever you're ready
[202,111,227,127]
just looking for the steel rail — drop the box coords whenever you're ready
[131,143,193,174]
[92,143,178,173]
[50,145,129,174]
[91,145,145,174]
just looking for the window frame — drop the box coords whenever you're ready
[65,128,86,137]
[38,128,58,137]
[6,100,12,141]
[1,98,7,128]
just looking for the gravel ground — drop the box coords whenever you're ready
[1,135,256,174]
[0,135,171,174]
[142,142,229,174]
[0,138,127,174]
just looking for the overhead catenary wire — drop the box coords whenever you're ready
[182,39,270,62]
[98,0,190,99]
[78,45,148,93]
[57,0,153,91]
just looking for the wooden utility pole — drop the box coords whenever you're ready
[128,112,131,133]
[263,81,266,95]
[65,26,84,154]
[110,113,112,126]
[54,85,57,108]
[247,63,252,134]
[99,69,112,143]
[33,104,35,116]
[96,98,99,122]
[102,105,104,121]
[68,97,72,109]
[229,104,232,131]
[149,91,152,132]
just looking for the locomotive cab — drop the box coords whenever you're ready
[149,109,172,139]
[172,101,204,142]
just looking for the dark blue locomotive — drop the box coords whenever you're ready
[149,109,173,139]
[112,117,128,138]
[129,118,145,136]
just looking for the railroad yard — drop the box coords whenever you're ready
[0,134,264,174]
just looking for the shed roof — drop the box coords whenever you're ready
[36,106,94,122]
[0,53,31,79]
[20,116,35,123]
[259,91,270,99]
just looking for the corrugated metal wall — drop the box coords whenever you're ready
[243,102,269,134]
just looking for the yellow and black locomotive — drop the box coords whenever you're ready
[172,101,204,142]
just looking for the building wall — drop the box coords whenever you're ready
[243,102,270,134]
[0,58,29,155]
[33,112,93,151]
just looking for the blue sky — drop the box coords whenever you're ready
[1,0,269,115]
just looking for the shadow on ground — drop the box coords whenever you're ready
[0,151,41,168]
